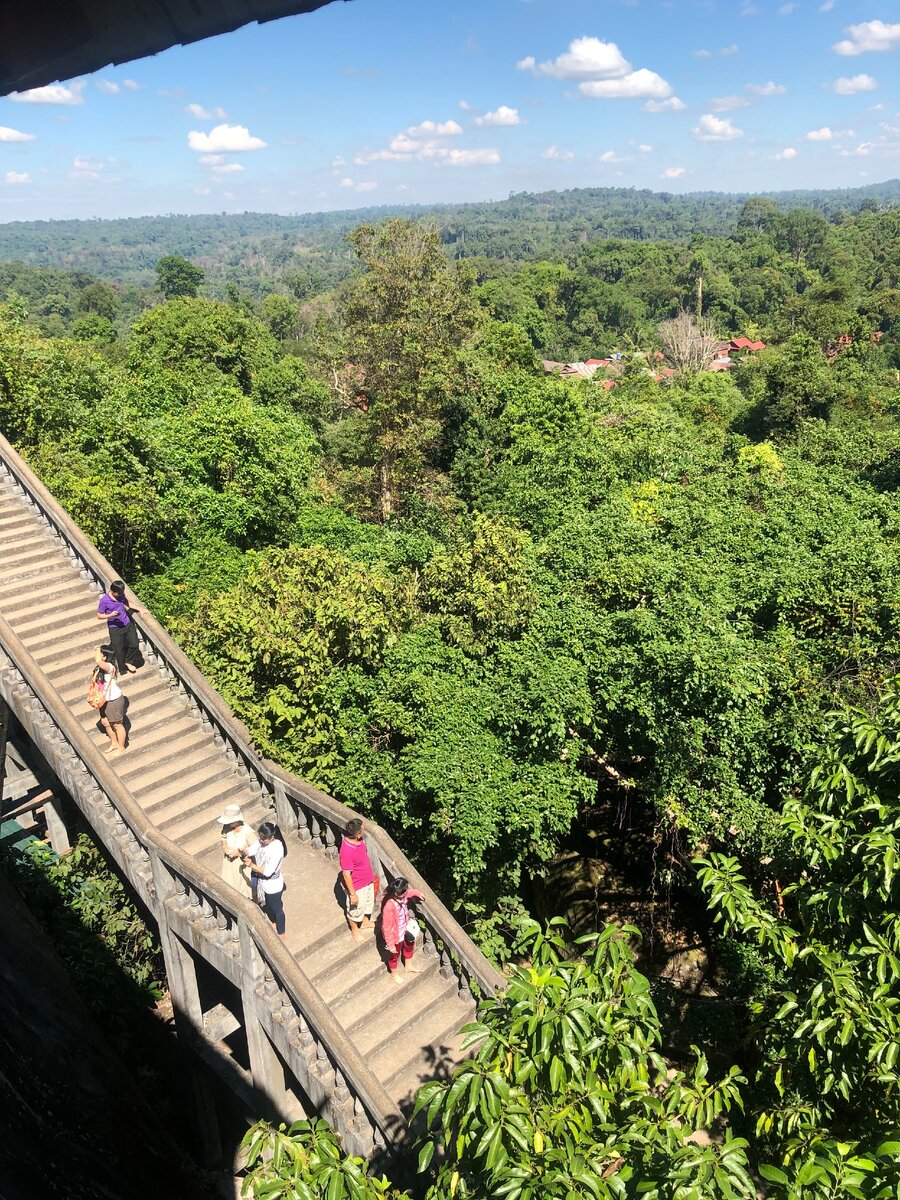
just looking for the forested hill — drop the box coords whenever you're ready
[0,178,897,295]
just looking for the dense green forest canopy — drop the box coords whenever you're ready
[2,194,900,1197]
[0,178,897,300]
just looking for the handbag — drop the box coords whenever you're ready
[405,915,422,942]
[86,666,109,709]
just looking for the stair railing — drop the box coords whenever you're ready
[0,431,503,1131]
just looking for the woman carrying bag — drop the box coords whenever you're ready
[381,876,424,985]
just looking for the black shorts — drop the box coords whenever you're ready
[101,696,126,724]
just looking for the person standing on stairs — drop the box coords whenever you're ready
[339,818,377,943]
[242,822,286,941]
[381,877,424,985]
[96,580,144,677]
[95,645,127,756]
[218,805,256,898]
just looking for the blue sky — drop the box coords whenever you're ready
[1,0,898,220]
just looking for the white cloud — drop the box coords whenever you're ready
[5,171,30,185]
[211,162,244,175]
[721,43,740,54]
[69,154,105,180]
[694,48,712,57]
[599,149,621,162]
[122,79,141,90]
[406,119,462,137]
[458,100,471,111]
[819,0,835,10]
[542,144,574,159]
[96,79,120,95]
[777,2,796,14]
[0,126,36,143]
[185,102,228,120]
[644,96,686,112]
[518,35,674,102]
[199,153,225,165]
[581,69,673,100]
[711,95,751,111]
[474,105,522,126]
[833,20,900,55]
[338,176,379,190]
[773,146,797,159]
[830,74,878,94]
[693,113,744,140]
[441,148,501,166]
[746,81,787,95]
[10,82,85,105]
[741,3,759,15]
[638,143,653,153]
[331,155,347,167]
[838,141,874,156]
[187,124,266,152]
[806,126,856,140]
[519,36,631,79]
[355,118,497,167]
[663,166,686,177]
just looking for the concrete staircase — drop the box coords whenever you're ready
[0,470,474,1115]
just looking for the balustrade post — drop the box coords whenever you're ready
[273,782,297,837]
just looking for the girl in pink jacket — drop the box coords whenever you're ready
[381,877,424,984]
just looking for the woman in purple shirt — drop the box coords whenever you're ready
[96,579,144,676]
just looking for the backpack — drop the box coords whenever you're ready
[86,666,110,709]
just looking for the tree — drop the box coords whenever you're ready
[340,219,479,521]
[155,254,204,300]
[261,292,300,340]
[657,309,721,372]
[77,281,119,320]
[698,678,900,1194]
[71,313,117,344]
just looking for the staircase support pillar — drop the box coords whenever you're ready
[239,914,292,1118]
[150,850,223,1167]
[0,697,8,810]
[43,793,72,855]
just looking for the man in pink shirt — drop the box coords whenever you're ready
[339,818,376,943]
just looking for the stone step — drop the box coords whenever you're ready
[38,638,104,683]
[165,795,270,853]
[379,1000,470,1098]
[154,770,253,834]
[0,512,39,535]
[147,775,257,829]
[10,596,99,637]
[132,751,235,803]
[352,965,453,1061]
[0,550,68,582]
[0,567,81,605]
[2,530,49,557]
[117,719,205,776]
[312,941,388,1008]
[31,625,99,666]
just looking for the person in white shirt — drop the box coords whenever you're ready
[242,822,286,941]
[95,645,127,756]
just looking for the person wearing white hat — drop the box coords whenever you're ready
[218,804,255,897]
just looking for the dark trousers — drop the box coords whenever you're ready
[262,889,286,936]
[108,623,143,674]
